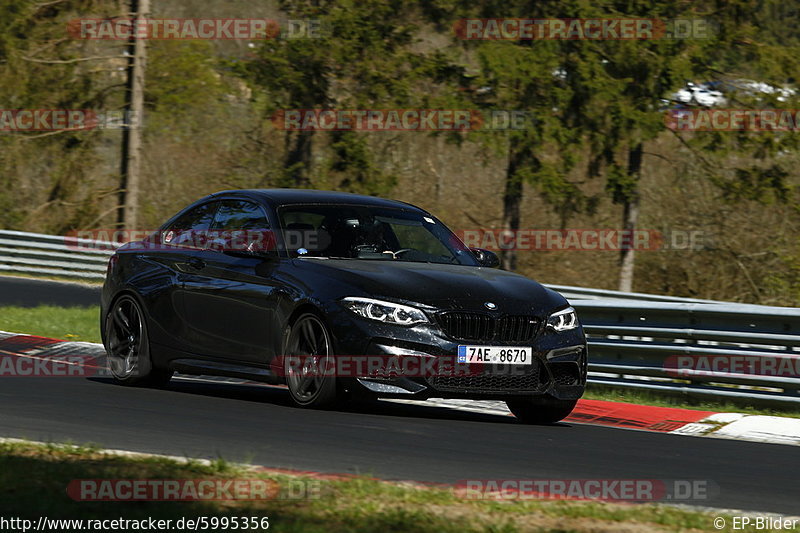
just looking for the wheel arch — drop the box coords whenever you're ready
[281,301,331,355]
[287,302,326,326]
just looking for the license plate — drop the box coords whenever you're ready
[457,346,533,365]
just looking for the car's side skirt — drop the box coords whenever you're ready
[170,358,280,384]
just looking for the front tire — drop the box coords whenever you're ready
[506,396,578,424]
[105,294,173,387]
[284,313,338,408]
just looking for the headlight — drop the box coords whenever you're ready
[341,297,428,326]
[546,306,578,331]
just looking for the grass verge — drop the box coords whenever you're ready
[0,305,100,343]
[0,271,103,286]
[2,439,793,533]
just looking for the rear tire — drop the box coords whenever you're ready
[105,294,173,387]
[284,313,338,408]
[506,396,578,424]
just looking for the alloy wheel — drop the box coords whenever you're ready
[106,296,144,380]
[285,314,337,407]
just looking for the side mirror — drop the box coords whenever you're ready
[470,247,500,268]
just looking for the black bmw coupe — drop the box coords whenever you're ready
[101,189,587,423]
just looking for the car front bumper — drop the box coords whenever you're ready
[325,307,588,401]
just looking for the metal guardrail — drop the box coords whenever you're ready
[0,230,117,280]
[548,284,731,304]
[552,282,800,405]
[572,300,800,405]
[0,230,798,405]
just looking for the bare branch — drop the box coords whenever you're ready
[85,204,124,228]
[5,128,93,141]
[642,151,677,166]
[731,253,763,303]
[461,210,485,227]
[668,129,717,172]
[21,55,123,64]
[25,37,70,57]
[34,0,70,10]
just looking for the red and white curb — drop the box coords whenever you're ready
[1,331,799,446]
[695,413,800,446]
[388,397,800,446]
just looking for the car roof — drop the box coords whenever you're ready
[208,189,426,212]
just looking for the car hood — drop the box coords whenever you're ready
[292,258,567,315]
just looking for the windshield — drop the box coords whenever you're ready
[278,205,478,266]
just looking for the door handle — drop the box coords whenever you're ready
[188,257,206,270]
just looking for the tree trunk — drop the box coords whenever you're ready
[501,139,524,271]
[284,130,314,187]
[618,142,643,292]
[118,0,148,232]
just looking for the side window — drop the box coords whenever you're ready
[210,200,274,254]
[280,210,326,255]
[211,200,270,231]
[163,201,218,249]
